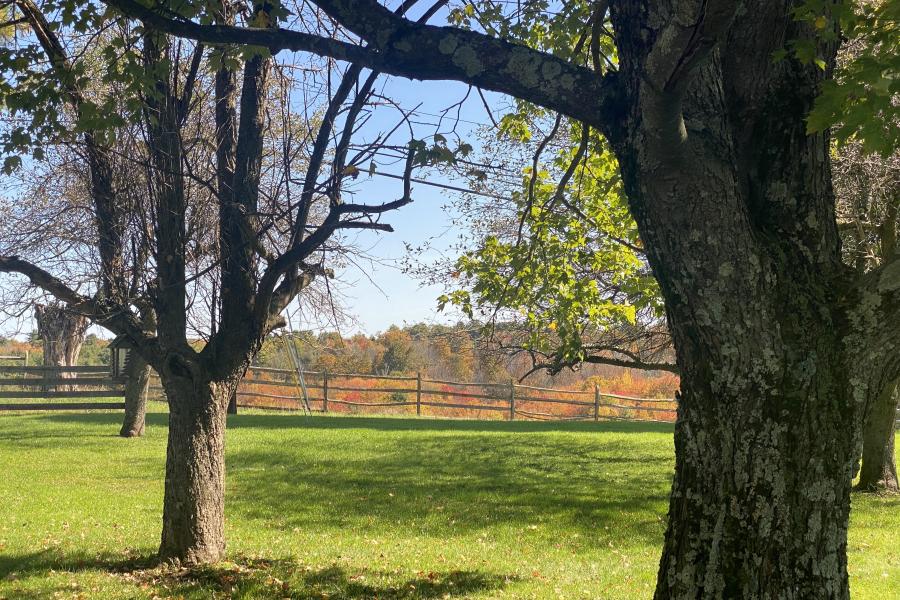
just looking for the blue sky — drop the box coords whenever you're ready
[267,5,514,334]
[294,77,507,335]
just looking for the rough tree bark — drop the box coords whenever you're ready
[34,302,89,393]
[604,3,885,598]
[157,371,237,562]
[857,380,899,492]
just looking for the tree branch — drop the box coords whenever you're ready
[868,254,900,296]
[17,0,128,302]
[518,353,678,382]
[336,197,413,216]
[626,0,740,152]
[102,0,621,130]
[583,355,679,374]
[642,0,738,95]
[0,255,163,361]
[0,256,88,308]
[177,41,204,124]
[590,1,610,74]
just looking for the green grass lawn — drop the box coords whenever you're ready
[0,406,897,599]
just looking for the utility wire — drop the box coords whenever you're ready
[369,170,508,200]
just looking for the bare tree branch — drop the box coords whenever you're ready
[0,255,162,359]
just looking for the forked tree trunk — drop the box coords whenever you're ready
[857,380,899,493]
[119,352,152,438]
[158,374,235,564]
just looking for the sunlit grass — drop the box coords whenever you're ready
[0,406,896,599]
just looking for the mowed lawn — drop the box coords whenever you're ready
[0,407,897,599]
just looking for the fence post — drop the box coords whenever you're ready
[416,371,422,416]
[508,378,515,420]
[322,369,329,413]
[594,383,600,421]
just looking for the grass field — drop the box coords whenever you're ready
[1,407,897,599]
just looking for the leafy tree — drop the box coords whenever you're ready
[109,0,900,598]
[374,326,422,375]
[0,0,164,436]
[107,0,900,594]
[447,5,899,496]
[77,334,110,366]
[802,0,899,155]
[437,115,673,375]
[316,332,384,374]
[0,0,424,563]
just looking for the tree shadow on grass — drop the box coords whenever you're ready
[4,411,673,555]
[0,412,163,443]
[0,550,509,599]
[225,413,675,435]
[0,549,154,599]
[160,559,511,600]
[227,427,673,548]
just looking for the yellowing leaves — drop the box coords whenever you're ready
[444,117,662,369]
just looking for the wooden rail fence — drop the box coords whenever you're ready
[149,367,679,423]
[0,365,125,411]
[0,353,27,364]
[4,362,898,425]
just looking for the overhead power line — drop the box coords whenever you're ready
[370,170,509,201]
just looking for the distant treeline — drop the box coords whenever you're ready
[253,323,678,398]
[0,324,678,398]
[0,334,108,367]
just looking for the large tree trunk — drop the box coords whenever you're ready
[639,223,858,597]
[605,5,871,596]
[857,380,899,493]
[34,302,88,370]
[653,361,855,598]
[119,352,152,438]
[158,374,235,564]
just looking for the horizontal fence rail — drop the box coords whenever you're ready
[3,359,896,426]
[147,367,680,423]
[7,363,898,425]
[0,364,124,411]
[0,365,110,374]
[0,402,125,411]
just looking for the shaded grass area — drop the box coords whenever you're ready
[0,407,897,598]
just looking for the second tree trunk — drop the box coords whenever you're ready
[857,380,899,493]
[120,352,152,437]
